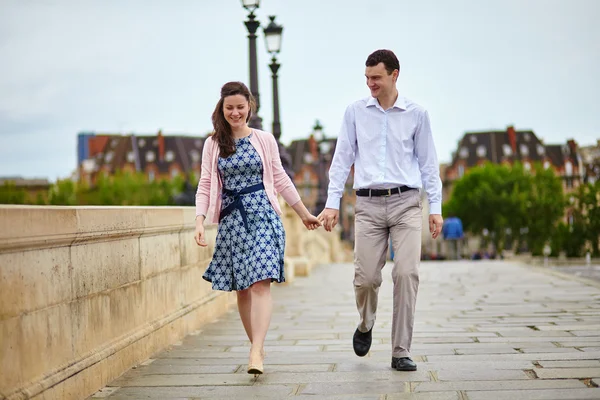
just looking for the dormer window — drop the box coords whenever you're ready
[476,145,487,158]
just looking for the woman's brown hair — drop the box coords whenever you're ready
[211,81,256,158]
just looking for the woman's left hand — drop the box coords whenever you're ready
[302,214,321,230]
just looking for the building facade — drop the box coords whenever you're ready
[77,131,205,185]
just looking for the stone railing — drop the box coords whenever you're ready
[0,204,350,400]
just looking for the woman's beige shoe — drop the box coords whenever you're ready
[247,348,264,376]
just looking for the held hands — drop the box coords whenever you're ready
[302,213,321,230]
[429,214,443,239]
[317,208,339,232]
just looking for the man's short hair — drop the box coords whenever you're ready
[365,49,400,75]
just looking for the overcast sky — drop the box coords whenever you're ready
[1,0,599,181]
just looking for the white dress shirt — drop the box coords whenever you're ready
[325,95,442,215]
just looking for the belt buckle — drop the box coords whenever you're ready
[384,189,392,197]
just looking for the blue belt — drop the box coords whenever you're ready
[219,183,265,231]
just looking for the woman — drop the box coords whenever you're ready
[194,81,320,376]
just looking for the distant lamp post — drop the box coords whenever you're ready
[263,15,293,177]
[313,120,328,215]
[263,16,283,141]
[241,0,262,129]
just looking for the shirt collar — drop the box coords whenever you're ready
[366,95,407,111]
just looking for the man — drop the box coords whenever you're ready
[442,215,464,260]
[318,49,443,372]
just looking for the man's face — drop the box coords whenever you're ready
[365,62,398,99]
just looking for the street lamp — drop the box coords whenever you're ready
[241,0,262,129]
[263,15,293,178]
[263,16,283,141]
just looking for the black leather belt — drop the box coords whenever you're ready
[356,186,416,197]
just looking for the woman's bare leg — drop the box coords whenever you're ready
[236,289,252,343]
[248,279,272,364]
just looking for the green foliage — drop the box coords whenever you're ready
[444,162,565,254]
[570,181,600,256]
[0,172,188,206]
[0,182,28,204]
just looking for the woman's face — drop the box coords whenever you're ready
[223,94,250,129]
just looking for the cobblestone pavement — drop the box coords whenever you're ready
[92,261,600,400]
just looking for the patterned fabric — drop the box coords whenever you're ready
[203,134,286,291]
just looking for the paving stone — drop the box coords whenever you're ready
[299,381,409,396]
[534,367,600,379]
[413,379,587,392]
[465,388,600,400]
[386,393,460,400]
[436,369,529,381]
[103,384,297,399]
[537,360,600,368]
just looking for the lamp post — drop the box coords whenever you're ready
[241,0,262,129]
[263,16,283,141]
[313,120,328,215]
[263,15,294,177]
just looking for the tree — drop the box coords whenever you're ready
[524,164,566,255]
[444,162,565,255]
[572,181,600,256]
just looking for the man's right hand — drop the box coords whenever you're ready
[317,208,339,232]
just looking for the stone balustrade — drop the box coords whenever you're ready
[0,204,349,400]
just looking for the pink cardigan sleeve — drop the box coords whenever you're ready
[195,137,213,217]
[269,134,301,206]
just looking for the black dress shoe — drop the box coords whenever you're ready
[352,327,372,357]
[392,357,417,371]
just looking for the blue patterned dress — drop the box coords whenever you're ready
[203,134,286,291]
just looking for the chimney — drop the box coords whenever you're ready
[308,135,318,162]
[507,126,517,155]
[157,130,165,162]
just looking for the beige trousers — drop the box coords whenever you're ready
[354,189,422,358]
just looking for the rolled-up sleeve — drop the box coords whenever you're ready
[325,105,357,210]
[414,110,442,215]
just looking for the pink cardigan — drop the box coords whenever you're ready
[195,129,301,224]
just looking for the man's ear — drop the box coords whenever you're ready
[392,69,399,83]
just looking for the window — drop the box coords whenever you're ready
[138,139,146,147]
[524,162,531,171]
[303,170,311,182]
[520,144,529,156]
[190,150,200,163]
[469,135,477,144]
[127,151,135,163]
[502,144,512,157]
[104,151,114,163]
[565,161,573,176]
[459,147,469,159]
[476,145,487,158]
[148,170,155,182]
[165,150,175,162]
[523,133,531,142]
[146,151,155,163]
[544,161,550,169]
[458,165,465,178]
[171,168,179,178]
[536,144,545,156]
